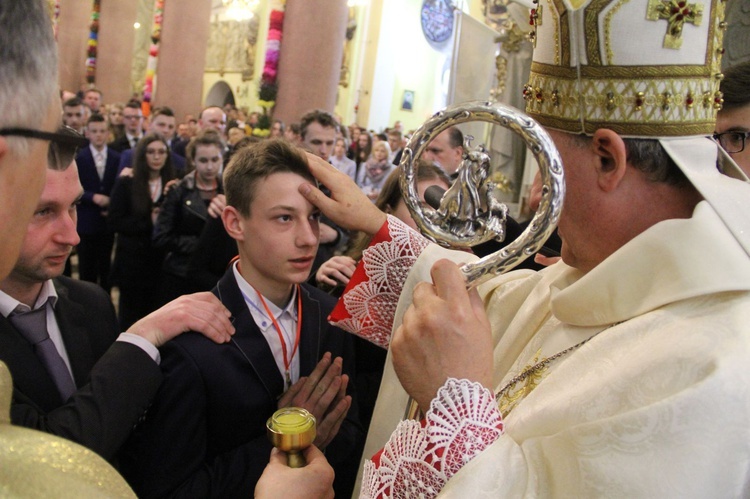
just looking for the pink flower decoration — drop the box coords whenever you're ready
[265,51,280,64]
[267,28,282,41]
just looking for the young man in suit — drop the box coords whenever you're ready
[76,113,119,292]
[0,154,235,462]
[120,139,362,497]
[108,101,143,153]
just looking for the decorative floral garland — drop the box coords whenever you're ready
[143,0,166,115]
[51,0,61,40]
[254,1,286,137]
[85,0,100,85]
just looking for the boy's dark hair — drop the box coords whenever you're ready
[299,109,339,139]
[87,113,106,125]
[63,97,83,109]
[720,61,750,111]
[151,106,175,119]
[224,139,313,217]
[125,101,142,112]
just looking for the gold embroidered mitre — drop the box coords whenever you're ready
[524,0,727,137]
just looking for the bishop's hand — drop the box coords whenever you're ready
[392,259,494,410]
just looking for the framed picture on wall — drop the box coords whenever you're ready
[402,90,415,111]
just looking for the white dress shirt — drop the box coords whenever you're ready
[232,262,300,387]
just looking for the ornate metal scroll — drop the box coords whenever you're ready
[399,100,565,288]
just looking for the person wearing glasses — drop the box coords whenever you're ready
[109,134,176,329]
[716,61,750,177]
[109,101,144,153]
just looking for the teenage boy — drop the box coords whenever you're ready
[119,139,362,498]
[75,114,120,291]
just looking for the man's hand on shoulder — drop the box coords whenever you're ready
[126,292,235,347]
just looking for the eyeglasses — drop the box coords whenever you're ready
[0,125,87,171]
[713,130,750,154]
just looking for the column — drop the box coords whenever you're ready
[97,1,139,104]
[154,0,212,119]
[57,1,91,94]
[274,0,349,125]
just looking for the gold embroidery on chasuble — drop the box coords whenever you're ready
[497,349,548,419]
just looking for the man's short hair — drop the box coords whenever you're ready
[720,62,750,111]
[224,139,313,217]
[0,0,57,147]
[447,127,464,149]
[63,97,83,109]
[87,113,106,125]
[151,106,175,119]
[388,129,403,141]
[125,101,142,113]
[85,88,103,98]
[571,134,689,187]
[299,109,339,139]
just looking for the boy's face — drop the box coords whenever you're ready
[235,172,320,297]
[86,121,109,148]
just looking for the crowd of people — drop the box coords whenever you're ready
[1,0,750,497]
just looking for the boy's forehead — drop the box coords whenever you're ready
[249,171,315,208]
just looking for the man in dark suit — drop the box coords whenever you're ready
[117,106,186,177]
[76,114,119,292]
[119,139,363,497]
[108,101,143,153]
[0,159,235,462]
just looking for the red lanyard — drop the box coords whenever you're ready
[253,283,302,389]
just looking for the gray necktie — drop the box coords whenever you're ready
[10,302,76,401]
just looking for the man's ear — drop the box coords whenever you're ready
[221,206,244,242]
[591,128,628,193]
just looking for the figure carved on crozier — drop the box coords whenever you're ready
[429,136,509,241]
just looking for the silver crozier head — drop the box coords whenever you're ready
[399,100,565,288]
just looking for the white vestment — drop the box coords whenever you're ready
[357,201,750,497]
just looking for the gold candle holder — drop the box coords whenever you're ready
[266,407,317,468]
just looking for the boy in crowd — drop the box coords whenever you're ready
[76,114,120,291]
[119,139,362,498]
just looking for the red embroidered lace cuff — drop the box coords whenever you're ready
[361,378,504,498]
[328,215,429,348]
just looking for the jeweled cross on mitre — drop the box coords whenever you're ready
[647,0,703,49]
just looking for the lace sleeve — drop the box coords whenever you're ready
[329,215,429,348]
[360,378,504,498]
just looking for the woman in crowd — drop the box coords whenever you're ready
[153,131,224,304]
[109,133,176,329]
[356,139,392,200]
[270,119,285,138]
[329,137,357,180]
[348,124,361,160]
[353,129,372,177]
[106,103,125,142]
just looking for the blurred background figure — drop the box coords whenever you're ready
[108,134,175,329]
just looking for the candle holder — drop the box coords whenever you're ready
[266,407,316,468]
